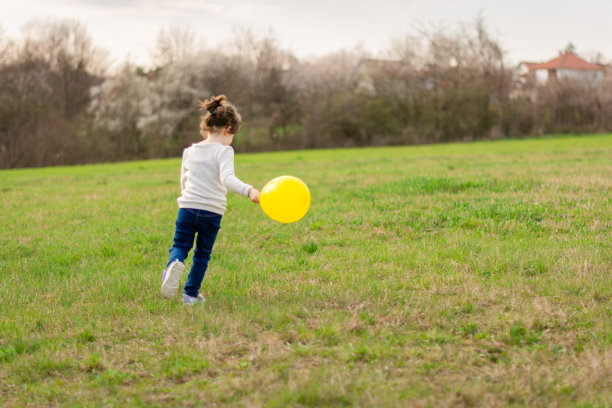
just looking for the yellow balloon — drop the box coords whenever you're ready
[260,176,311,223]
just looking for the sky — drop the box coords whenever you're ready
[1,0,611,69]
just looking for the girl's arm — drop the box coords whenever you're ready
[218,146,253,197]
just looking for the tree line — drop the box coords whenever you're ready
[1,18,610,168]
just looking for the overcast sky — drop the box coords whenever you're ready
[1,0,611,68]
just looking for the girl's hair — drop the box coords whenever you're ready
[198,95,242,136]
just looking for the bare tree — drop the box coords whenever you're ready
[152,25,197,67]
[0,57,54,167]
[0,24,12,63]
[21,19,108,118]
[89,62,152,160]
[0,19,112,168]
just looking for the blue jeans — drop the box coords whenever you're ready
[168,208,222,297]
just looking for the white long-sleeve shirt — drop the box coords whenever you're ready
[176,142,252,215]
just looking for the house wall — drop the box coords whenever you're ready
[517,63,530,76]
[557,68,604,85]
[534,69,549,85]
[533,68,605,86]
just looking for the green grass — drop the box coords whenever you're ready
[1,134,611,407]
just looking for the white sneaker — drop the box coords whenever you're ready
[182,293,205,305]
[161,260,185,299]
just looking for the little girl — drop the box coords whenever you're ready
[161,95,260,305]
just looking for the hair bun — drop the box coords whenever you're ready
[200,95,227,113]
[198,94,242,135]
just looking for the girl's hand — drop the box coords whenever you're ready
[248,188,261,203]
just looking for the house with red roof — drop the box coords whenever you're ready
[518,51,605,86]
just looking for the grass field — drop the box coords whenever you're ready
[1,134,611,407]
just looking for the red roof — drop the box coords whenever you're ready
[529,52,604,71]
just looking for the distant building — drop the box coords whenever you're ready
[518,51,605,86]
